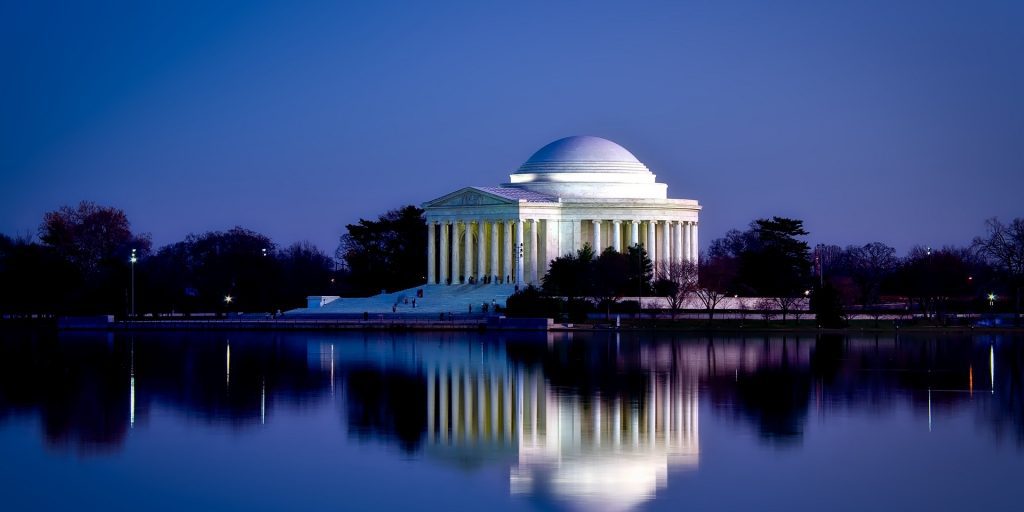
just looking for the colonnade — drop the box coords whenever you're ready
[426,219,540,286]
[426,218,698,286]
[590,219,698,270]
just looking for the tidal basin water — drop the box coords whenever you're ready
[1,330,1022,511]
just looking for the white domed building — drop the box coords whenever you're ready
[422,136,701,287]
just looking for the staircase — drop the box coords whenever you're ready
[288,283,518,317]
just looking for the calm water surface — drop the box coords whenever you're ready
[1,330,1022,511]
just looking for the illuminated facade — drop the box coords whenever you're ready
[422,135,702,287]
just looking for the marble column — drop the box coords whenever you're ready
[439,221,449,285]
[477,220,487,282]
[515,220,524,286]
[427,222,436,284]
[503,221,513,284]
[646,220,657,267]
[530,219,540,284]
[682,221,691,263]
[592,220,601,251]
[673,221,683,264]
[490,220,499,283]
[660,220,670,265]
[629,220,639,249]
[691,222,699,263]
[452,222,461,284]
[612,220,622,252]
[464,221,474,283]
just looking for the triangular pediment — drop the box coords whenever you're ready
[423,187,516,208]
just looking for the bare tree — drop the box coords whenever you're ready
[772,296,801,323]
[654,261,698,319]
[846,242,898,307]
[973,217,1024,324]
[694,286,727,323]
[737,300,749,326]
[756,297,774,322]
[694,255,733,324]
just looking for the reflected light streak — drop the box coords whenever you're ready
[130,376,135,428]
[260,379,266,425]
[927,388,932,432]
[130,341,135,428]
[226,342,231,388]
[990,345,994,395]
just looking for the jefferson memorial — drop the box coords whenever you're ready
[423,135,701,286]
[298,135,700,314]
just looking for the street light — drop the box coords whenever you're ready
[517,242,524,284]
[225,295,233,305]
[129,249,137,317]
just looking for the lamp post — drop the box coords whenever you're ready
[518,242,524,285]
[814,244,823,288]
[129,249,137,317]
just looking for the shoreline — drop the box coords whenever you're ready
[2,317,1019,334]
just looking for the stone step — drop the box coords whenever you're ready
[290,283,520,315]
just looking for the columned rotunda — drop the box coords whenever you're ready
[423,135,701,286]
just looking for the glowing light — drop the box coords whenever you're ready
[226,342,231,387]
[987,293,996,302]
[224,295,233,304]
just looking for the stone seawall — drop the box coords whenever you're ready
[100,319,489,331]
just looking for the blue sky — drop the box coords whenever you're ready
[2,0,1022,254]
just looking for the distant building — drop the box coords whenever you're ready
[422,135,701,286]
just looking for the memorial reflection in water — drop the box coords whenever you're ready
[325,332,700,508]
[417,346,699,509]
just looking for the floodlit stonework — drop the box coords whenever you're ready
[423,136,702,286]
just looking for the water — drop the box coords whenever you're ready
[0,329,1021,511]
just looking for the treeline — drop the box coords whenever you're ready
[0,202,429,317]
[509,216,1023,325]
[704,216,1022,320]
[0,202,339,316]
[3,200,1021,323]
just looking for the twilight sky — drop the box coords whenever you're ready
[2,0,1022,255]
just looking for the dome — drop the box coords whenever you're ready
[516,136,649,174]
[504,135,668,200]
